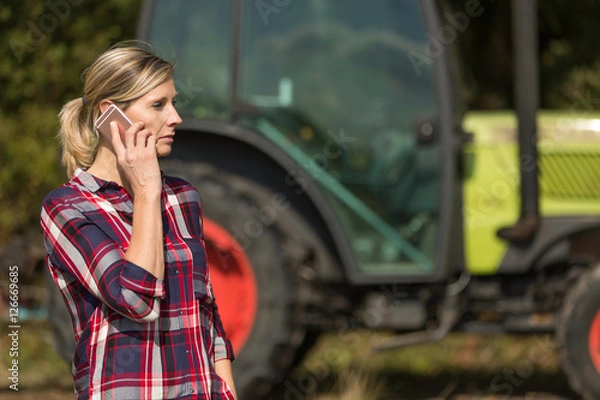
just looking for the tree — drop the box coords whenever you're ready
[447,0,600,109]
[0,0,142,243]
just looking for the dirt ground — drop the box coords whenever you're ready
[0,389,74,399]
[0,370,580,400]
[0,320,581,399]
[0,389,576,399]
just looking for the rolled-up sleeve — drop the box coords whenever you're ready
[41,196,165,323]
[212,299,235,361]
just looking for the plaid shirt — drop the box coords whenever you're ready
[40,169,235,400]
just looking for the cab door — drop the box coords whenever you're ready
[145,0,461,282]
[236,0,460,281]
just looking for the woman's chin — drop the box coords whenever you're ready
[157,145,172,158]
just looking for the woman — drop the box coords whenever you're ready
[40,42,237,399]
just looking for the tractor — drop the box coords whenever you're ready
[44,0,600,398]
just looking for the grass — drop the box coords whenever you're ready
[0,320,575,399]
[290,330,572,399]
[0,320,72,391]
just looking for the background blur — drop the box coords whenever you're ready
[0,0,142,243]
[2,0,600,398]
[4,0,600,243]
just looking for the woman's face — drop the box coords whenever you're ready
[123,78,182,157]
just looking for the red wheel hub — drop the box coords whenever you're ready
[204,218,258,353]
[588,310,600,373]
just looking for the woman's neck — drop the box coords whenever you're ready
[87,144,133,194]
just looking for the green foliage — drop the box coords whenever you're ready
[448,0,600,109]
[539,0,600,108]
[0,321,72,389]
[0,0,142,242]
[2,1,600,243]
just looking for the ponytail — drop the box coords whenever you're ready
[58,97,98,177]
[57,42,174,178]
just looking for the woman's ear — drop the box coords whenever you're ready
[98,100,114,114]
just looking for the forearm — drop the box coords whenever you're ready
[215,359,237,398]
[42,199,165,322]
[125,191,164,279]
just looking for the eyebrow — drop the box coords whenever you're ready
[149,93,178,103]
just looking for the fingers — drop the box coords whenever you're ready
[112,122,156,152]
[145,131,157,151]
[109,122,161,195]
[113,121,158,168]
[132,129,154,155]
[110,121,145,154]
[124,122,145,149]
[109,121,125,154]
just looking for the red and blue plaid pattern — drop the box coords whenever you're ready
[41,169,235,399]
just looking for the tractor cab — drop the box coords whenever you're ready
[141,0,461,282]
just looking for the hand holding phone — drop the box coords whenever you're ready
[94,104,162,195]
[95,104,133,139]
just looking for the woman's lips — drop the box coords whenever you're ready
[158,135,174,142]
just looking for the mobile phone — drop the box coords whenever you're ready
[95,104,133,139]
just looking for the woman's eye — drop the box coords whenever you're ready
[152,102,164,109]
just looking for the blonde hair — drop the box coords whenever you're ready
[58,41,174,176]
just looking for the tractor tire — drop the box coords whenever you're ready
[557,264,600,400]
[161,160,312,400]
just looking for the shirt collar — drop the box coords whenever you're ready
[72,168,121,193]
[72,168,167,194]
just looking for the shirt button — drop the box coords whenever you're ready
[186,350,190,354]
[175,270,179,274]
[180,311,184,315]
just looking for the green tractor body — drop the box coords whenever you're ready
[463,111,600,275]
